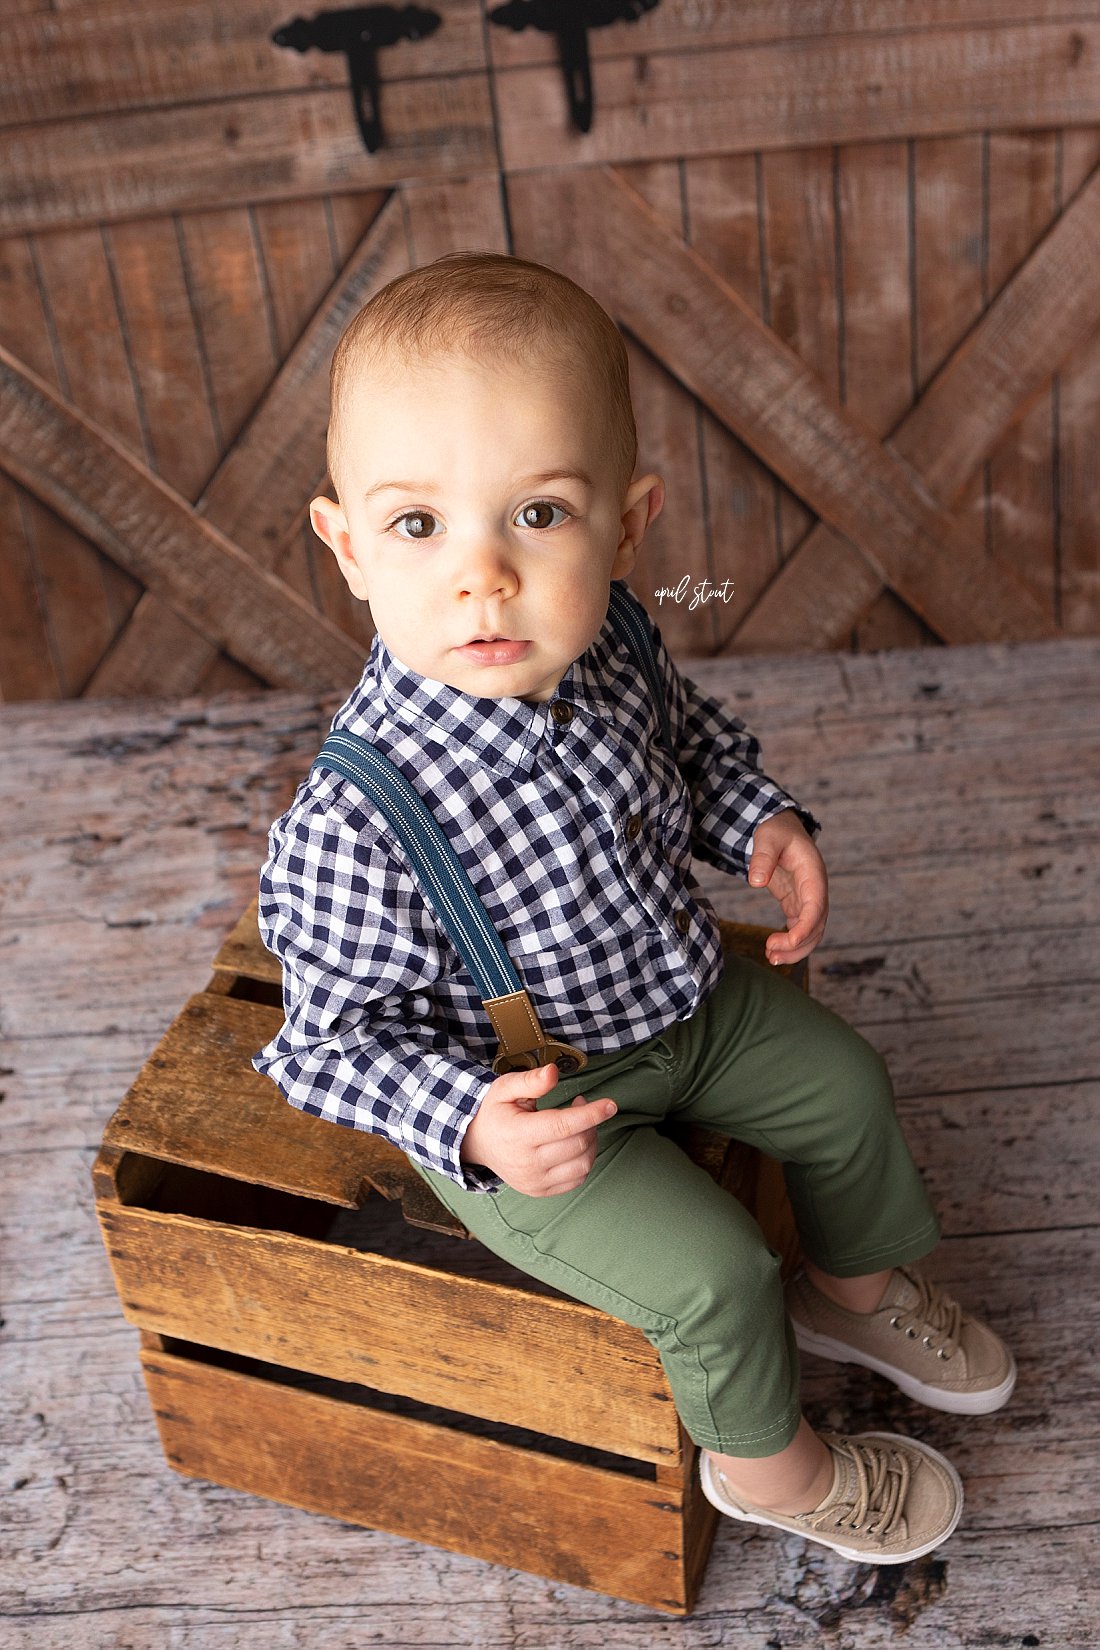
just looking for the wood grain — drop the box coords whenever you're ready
[0,343,364,690]
[3,636,1097,1637]
[97,1194,685,1466]
[496,24,1100,173]
[0,81,497,235]
[733,151,1100,647]
[0,1,488,126]
[511,165,1060,645]
[140,1345,699,1614]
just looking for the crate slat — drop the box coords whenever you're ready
[141,1344,704,1616]
[98,1194,685,1465]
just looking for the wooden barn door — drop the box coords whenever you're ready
[2,1,1099,701]
[0,0,507,700]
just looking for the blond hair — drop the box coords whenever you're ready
[325,250,638,502]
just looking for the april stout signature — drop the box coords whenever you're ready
[654,575,735,612]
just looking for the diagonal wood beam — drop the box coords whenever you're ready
[0,344,364,693]
[86,192,409,696]
[735,158,1100,649]
[513,165,1059,645]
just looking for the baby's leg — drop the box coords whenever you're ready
[709,1417,834,1513]
[406,1090,811,1465]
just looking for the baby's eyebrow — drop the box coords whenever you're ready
[363,467,594,502]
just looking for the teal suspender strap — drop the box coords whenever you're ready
[311,589,673,1076]
[607,579,676,758]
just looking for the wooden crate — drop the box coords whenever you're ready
[92,904,807,1616]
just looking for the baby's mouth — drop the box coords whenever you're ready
[456,637,532,663]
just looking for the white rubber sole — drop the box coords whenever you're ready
[699,1433,965,1565]
[791,1320,1018,1415]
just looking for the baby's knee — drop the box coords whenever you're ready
[828,1025,896,1121]
[680,1221,785,1339]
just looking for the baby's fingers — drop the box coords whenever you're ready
[546,1093,617,1135]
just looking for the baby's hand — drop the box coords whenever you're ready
[747,808,829,966]
[459,1064,616,1196]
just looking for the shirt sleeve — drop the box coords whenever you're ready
[641,598,823,879]
[250,788,503,1194]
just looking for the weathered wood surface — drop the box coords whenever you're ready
[0,343,369,693]
[6,11,1100,231]
[2,635,1098,1642]
[510,166,1063,647]
[496,20,1100,173]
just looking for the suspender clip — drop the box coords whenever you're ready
[491,1038,589,1077]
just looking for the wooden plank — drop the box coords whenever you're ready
[985,132,1060,623]
[85,193,399,696]
[97,1199,684,1465]
[195,197,406,559]
[8,1,1089,128]
[0,470,60,700]
[487,0,1100,67]
[758,144,842,619]
[106,216,222,498]
[733,153,1100,648]
[0,81,497,234]
[682,152,784,648]
[140,1347,697,1615]
[512,165,1059,645]
[838,139,932,651]
[12,493,137,696]
[0,232,59,389]
[0,1,487,126]
[613,161,715,659]
[1058,129,1100,634]
[26,223,150,683]
[100,992,420,1210]
[496,24,1100,173]
[177,207,279,457]
[0,344,365,691]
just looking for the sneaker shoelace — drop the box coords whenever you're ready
[805,1435,911,1541]
[889,1266,963,1359]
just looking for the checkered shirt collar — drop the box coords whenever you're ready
[359,609,625,779]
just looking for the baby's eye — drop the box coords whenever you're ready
[515,500,569,530]
[389,509,440,540]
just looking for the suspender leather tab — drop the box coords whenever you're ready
[484,988,588,1075]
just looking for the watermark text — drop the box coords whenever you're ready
[654,574,735,611]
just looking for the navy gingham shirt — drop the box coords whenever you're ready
[252,582,821,1194]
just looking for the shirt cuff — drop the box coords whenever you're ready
[395,1059,504,1194]
[745,795,823,872]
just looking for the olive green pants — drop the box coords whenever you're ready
[408,953,941,1456]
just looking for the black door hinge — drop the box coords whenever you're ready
[489,0,660,135]
[272,6,442,154]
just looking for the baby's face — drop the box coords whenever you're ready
[310,347,663,703]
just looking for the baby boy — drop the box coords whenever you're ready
[253,251,1015,1568]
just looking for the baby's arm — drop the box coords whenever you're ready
[637,593,822,879]
[251,786,616,1197]
[251,787,505,1193]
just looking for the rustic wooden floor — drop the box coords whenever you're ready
[2,636,1097,1648]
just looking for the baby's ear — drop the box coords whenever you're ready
[613,472,665,578]
[309,495,368,601]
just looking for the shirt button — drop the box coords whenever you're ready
[624,814,642,841]
[674,908,691,935]
[550,700,574,725]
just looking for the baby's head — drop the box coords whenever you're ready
[310,251,664,704]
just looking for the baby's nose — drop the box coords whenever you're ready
[454,538,518,594]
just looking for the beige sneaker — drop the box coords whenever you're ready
[699,1431,963,1564]
[785,1265,1017,1414]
